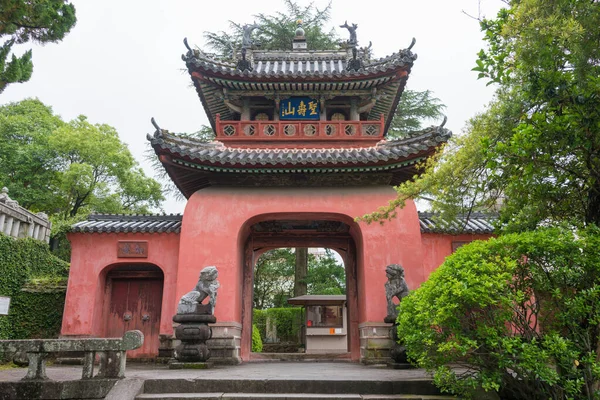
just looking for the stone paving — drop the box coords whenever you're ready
[0,362,433,382]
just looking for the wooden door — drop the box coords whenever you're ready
[105,277,163,358]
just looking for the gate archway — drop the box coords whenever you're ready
[239,213,362,360]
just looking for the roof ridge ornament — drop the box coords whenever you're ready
[408,37,416,51]
[237,22,260,72]
[341,21,362,71]
[150,117,163,139]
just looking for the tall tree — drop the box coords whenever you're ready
[387,89,446,139]
[204,0,337,59]
[376,3,600,397]
[0,0,76,93]
[253,248,295,309]
[362,0,600,231]
[305,249,345,295]
[0,99,164,258]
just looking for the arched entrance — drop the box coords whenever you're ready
[103,263,164,358]
[175,186,426,364]
[240,214,360,361]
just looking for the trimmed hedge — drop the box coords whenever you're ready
[253,307,304,345]
[0,234,69,339]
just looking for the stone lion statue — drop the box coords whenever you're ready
[177,266,220,315]
[385,264,410,320]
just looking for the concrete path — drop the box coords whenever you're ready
[0,362,433,382]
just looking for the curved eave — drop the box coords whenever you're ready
[147,126,450,198]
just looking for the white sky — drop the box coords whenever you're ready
[0,0,502,214]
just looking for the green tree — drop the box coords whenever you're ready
[362,0,600,231]
[0,99,164,258]
[204,0,337,59]
[253,248,295,309]
[0,0,76,93]
[305,249,345,295]
[387,89,446,139]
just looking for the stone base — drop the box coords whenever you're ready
[168,361,213,369]
[358,322,394,365]
[169,321,242,365]
[207,322,242,365]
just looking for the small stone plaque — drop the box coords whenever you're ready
[117,241,148,258]
[0,296,10,315]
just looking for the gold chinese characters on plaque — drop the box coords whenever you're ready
[117,241,148,258]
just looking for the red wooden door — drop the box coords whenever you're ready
[105,278,163,358]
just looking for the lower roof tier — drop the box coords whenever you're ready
[71,212,496,235]
[148,123,450,198]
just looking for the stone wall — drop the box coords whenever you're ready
[0,188,51,243]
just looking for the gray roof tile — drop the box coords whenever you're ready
[418,212,496,234]
[71,214,182,234]
[71,212,494,235]
[147,125,451,169]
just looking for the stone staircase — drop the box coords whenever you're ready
[134,378,456,400]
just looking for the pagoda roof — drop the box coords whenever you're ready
[147,124,450,198]
[184,45,416,135]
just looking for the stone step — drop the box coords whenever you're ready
[141,379,440,396]
[249,352,352,362]
[136,394,457,400]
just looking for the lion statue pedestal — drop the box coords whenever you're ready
[169,266,219,369]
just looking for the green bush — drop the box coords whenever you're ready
[253,307,303,343]
[398,227,600,399]
[251,324,263,353]
[0,234,69,339]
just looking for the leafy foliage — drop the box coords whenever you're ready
[363,0,600,231]
[251,323,263,352]
[253,248,346,309]
[304,249,345,295]
[254,248,295,309]
[0,233,69,340]
[0,99,164,259]
[204,0,337,58]
[0,0,76,93]
[253,307,304,344]
[474,0,600,228]
[387,89,446,139]
[398,227,600,399]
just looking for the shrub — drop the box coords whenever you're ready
[253,307,303,343]
[397,227,600,399]
[0,234,69,340]
[251,324,263,353]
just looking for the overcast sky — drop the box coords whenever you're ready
[1,0,502,214]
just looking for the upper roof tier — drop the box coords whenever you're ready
[183,35,417,137]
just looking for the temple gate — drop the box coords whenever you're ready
[62,22,494,363]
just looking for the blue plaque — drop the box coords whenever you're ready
[280,97,320,120]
